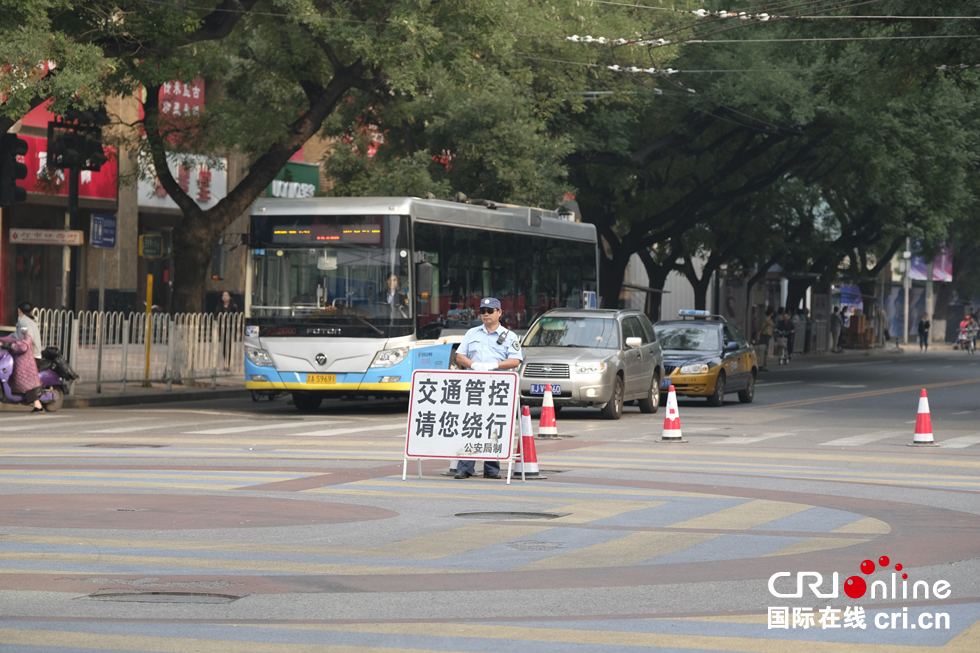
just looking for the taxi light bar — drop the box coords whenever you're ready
[678,309,710,317]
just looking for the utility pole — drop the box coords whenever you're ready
[903,239,911,345]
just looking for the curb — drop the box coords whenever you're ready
[63,388,248,409]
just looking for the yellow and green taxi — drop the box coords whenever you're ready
[653,310,758,406]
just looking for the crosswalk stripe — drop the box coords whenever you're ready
[294,423,405,436]
[939,435,980,449]
[0,414,71,424]
[89,420,203,434]
[821,431,902,446]
[185,421,352,435]
[721,432,794,445]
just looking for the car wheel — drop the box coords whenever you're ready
[292,392,322,412]
[706,372,726,407]
[638,373,660,413]
[600,377,624,420]
[738,371,756,404]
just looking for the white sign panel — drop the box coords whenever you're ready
[138,153,228,211]
[405,370,518,461]
[9,229,84,246]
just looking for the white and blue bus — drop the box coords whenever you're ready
[244,197,598,410]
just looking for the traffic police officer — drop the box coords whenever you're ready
[453,297,523,479]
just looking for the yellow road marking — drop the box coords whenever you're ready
[831,518,891,534]
[764,537,873,557]
[369,523,554,560]
[515,531,720,571]
[669,500,810,530]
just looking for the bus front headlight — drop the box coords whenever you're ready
[371,347,409,368]
[245,346,274,367]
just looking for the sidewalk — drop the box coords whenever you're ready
[1,376,248,411]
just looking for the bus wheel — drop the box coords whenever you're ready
[292,392,322,411]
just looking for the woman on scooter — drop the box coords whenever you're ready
[15,302,43,361]
[0,325,44,412]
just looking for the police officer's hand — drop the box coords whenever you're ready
[471,362,497,372]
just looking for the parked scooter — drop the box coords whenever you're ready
[0,333,77,411]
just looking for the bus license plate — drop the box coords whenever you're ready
[307,374,336,384]
[530,383,560,395]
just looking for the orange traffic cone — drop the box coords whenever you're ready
[909,389,938,447]
[513,406,544,480]
[658,385,687,443]
[538,384,558,438]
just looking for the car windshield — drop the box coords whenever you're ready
[524,317,620,349]
[654,324,721,351]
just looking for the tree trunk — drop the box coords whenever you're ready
[171,217,219,314]
[785,278,812,313]
[599,244,630,310]
[638,248,675,322]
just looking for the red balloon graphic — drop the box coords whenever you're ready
[879,556,890,567]
[845,576,867,599]
[860,559,875,575]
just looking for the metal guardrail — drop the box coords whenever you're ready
[32,309,244,394]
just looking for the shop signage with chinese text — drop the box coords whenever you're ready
[9,229,84,246]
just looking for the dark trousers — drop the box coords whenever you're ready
[457,460,499,476]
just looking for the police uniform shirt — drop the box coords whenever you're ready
[458,324,524,365]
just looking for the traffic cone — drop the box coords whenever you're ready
[538,384,558,438]
[909,389,938,447]
[513,406,544,479]
[658,385,687,443]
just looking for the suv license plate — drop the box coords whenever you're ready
[307,374,336,384]
[530,383,560,395]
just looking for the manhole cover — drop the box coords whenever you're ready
[508,540,565,551]
[455,512,564,520]
[84,444,167,448]
[87,592,241,604]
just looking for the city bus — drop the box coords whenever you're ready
[244,197,598,410]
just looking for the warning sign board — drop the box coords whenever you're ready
[405,369,518,462]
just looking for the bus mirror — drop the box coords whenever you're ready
[416,262,433,295]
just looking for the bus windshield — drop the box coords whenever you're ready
[249,214,412,329]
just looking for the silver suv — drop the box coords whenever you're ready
[518,308,664,419]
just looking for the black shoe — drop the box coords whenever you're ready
[31,407,44,413]
[453,471,472,479]
[483,473,501,479]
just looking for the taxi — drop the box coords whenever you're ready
[653,310,757,406]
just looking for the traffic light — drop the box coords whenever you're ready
[0,134,28,207]
[46,104,109,172]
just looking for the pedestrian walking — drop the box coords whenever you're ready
[452,297,523,479]
[917,313,930,352]
[214,291,240,315]
[830,306,844,353]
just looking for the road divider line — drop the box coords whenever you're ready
[721,432,795,445]
[186,421,353,435]
[764,377,980,409]
[293,424,405,437]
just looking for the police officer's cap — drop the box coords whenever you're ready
[481,297,501,310]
